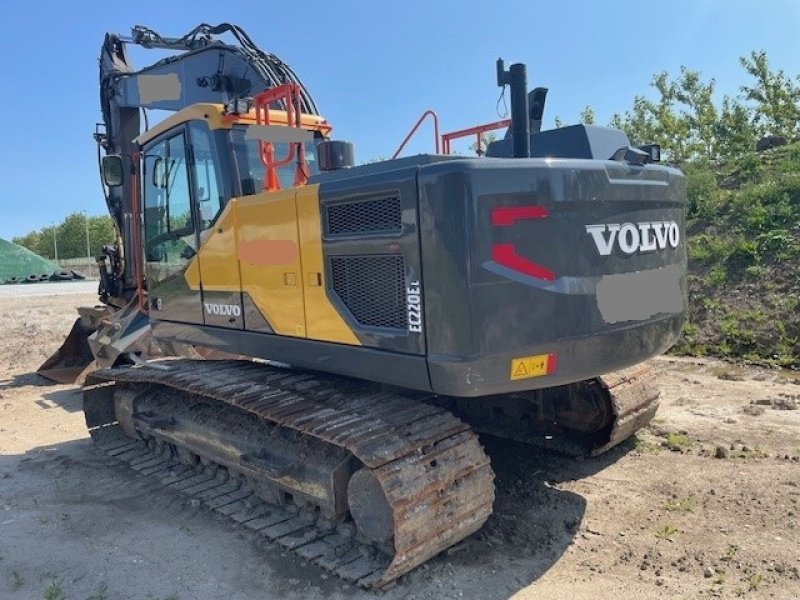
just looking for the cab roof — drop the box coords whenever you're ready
[135,103,332,146]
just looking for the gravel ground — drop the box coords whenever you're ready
[0,280,97,298]
[0,291,798,600]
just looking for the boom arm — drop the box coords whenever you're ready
[96,23,318,304]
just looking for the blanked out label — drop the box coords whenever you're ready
[595,264,683,324]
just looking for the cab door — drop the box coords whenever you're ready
[142,128,203,324]
[187,121,244,329]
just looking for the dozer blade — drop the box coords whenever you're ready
[38,297,153,384]
[37,306,112,383]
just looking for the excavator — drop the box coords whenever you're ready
[38,23,687,587]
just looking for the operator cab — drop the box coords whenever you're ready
[102,101,333,324]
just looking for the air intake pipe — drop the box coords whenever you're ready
[496,59,530,158]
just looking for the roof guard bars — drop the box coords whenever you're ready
[252,83,309,190]
[441,119,511,156]
[392,110,440,159]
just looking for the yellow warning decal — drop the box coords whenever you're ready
[510,353,557,380]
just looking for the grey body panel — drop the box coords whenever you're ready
[152,321,432,391]
[416,157,686,396]
[317,167,426,355]
[488,124,631,160]
[150,153,686,399]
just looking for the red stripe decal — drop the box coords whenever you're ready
[492,243,557,281]
[546,353,558,374]
[491,205,549,226]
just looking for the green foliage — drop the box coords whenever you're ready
[468,131,497,156]
[663,497,695,512]
[579,106,595,125]
[740,50,800,139]
[655,524,678,540]
[43,579,64,600]
[707,266,727,286]
[12,213,115,260]
[609,50,800,163]
[687,234,728,263]
[684,161,720,219]
[664,433,692,451]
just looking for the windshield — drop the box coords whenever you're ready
[231,126,320,195]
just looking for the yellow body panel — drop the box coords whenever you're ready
[184,183,360,345]
[237,190,306,337]
[297,186,360,345]
[192,204,242,291]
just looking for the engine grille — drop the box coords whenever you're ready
[326,197,402,236]
[330,255,406,329]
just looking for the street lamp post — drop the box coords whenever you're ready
[80,210,91,259]
[52,223,58,262]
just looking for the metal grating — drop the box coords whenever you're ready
[326,197,402,236]
[330,255,406,329]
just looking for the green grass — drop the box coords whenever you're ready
[631,433,663,454]
[730,446,769,459]
[43,579,64,600]
[664,433,692,451]
[723,544,739,561]
[655,524,678,540]
[10,570,24,591]
[663,497,695,512]
[748,573,764,590]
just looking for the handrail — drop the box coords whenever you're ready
[441,118,511,155]
[392,110,440,159]
[252,83,308,190]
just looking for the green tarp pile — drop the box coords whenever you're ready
[0,237,63,283]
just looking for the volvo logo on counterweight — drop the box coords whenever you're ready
[204,302,241,317]
[585,220,680,256]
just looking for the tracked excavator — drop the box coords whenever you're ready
[38,23,687,587]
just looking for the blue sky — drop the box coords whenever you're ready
[1,0,798,239]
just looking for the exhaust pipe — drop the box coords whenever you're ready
[496,59,530,158]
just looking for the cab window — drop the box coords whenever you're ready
[142,131,195,269]
[187,121,223,230]
[231,126,320,194]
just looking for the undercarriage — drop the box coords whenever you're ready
[83,359,657,588]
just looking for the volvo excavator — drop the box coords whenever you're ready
[38,23,687,587]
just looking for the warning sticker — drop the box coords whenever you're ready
[510,353,556,381]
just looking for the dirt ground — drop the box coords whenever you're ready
[1,286,799,600]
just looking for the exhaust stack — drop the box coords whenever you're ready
[496,59,530,158]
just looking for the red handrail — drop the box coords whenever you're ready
[252,84,308,190]
[392,110,440,159]
[441,119,511,155]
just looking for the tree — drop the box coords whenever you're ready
[740,50,800,139]
[579,106,595,125]
[14,213,116,260]
[468,131,497,155]
[715,96,757,158]
[672,67,718,158]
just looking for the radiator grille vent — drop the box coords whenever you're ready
[330,255,406,329]
[326,197,402,236]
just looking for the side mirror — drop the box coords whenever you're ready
[102,155,124,187]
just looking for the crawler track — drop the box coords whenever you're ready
[438,365,660,457]
[84,360,494,588]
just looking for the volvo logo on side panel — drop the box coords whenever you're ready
[204,302,241,317]
[585,221,680,256]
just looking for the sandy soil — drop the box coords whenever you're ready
[1,289,799,600]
